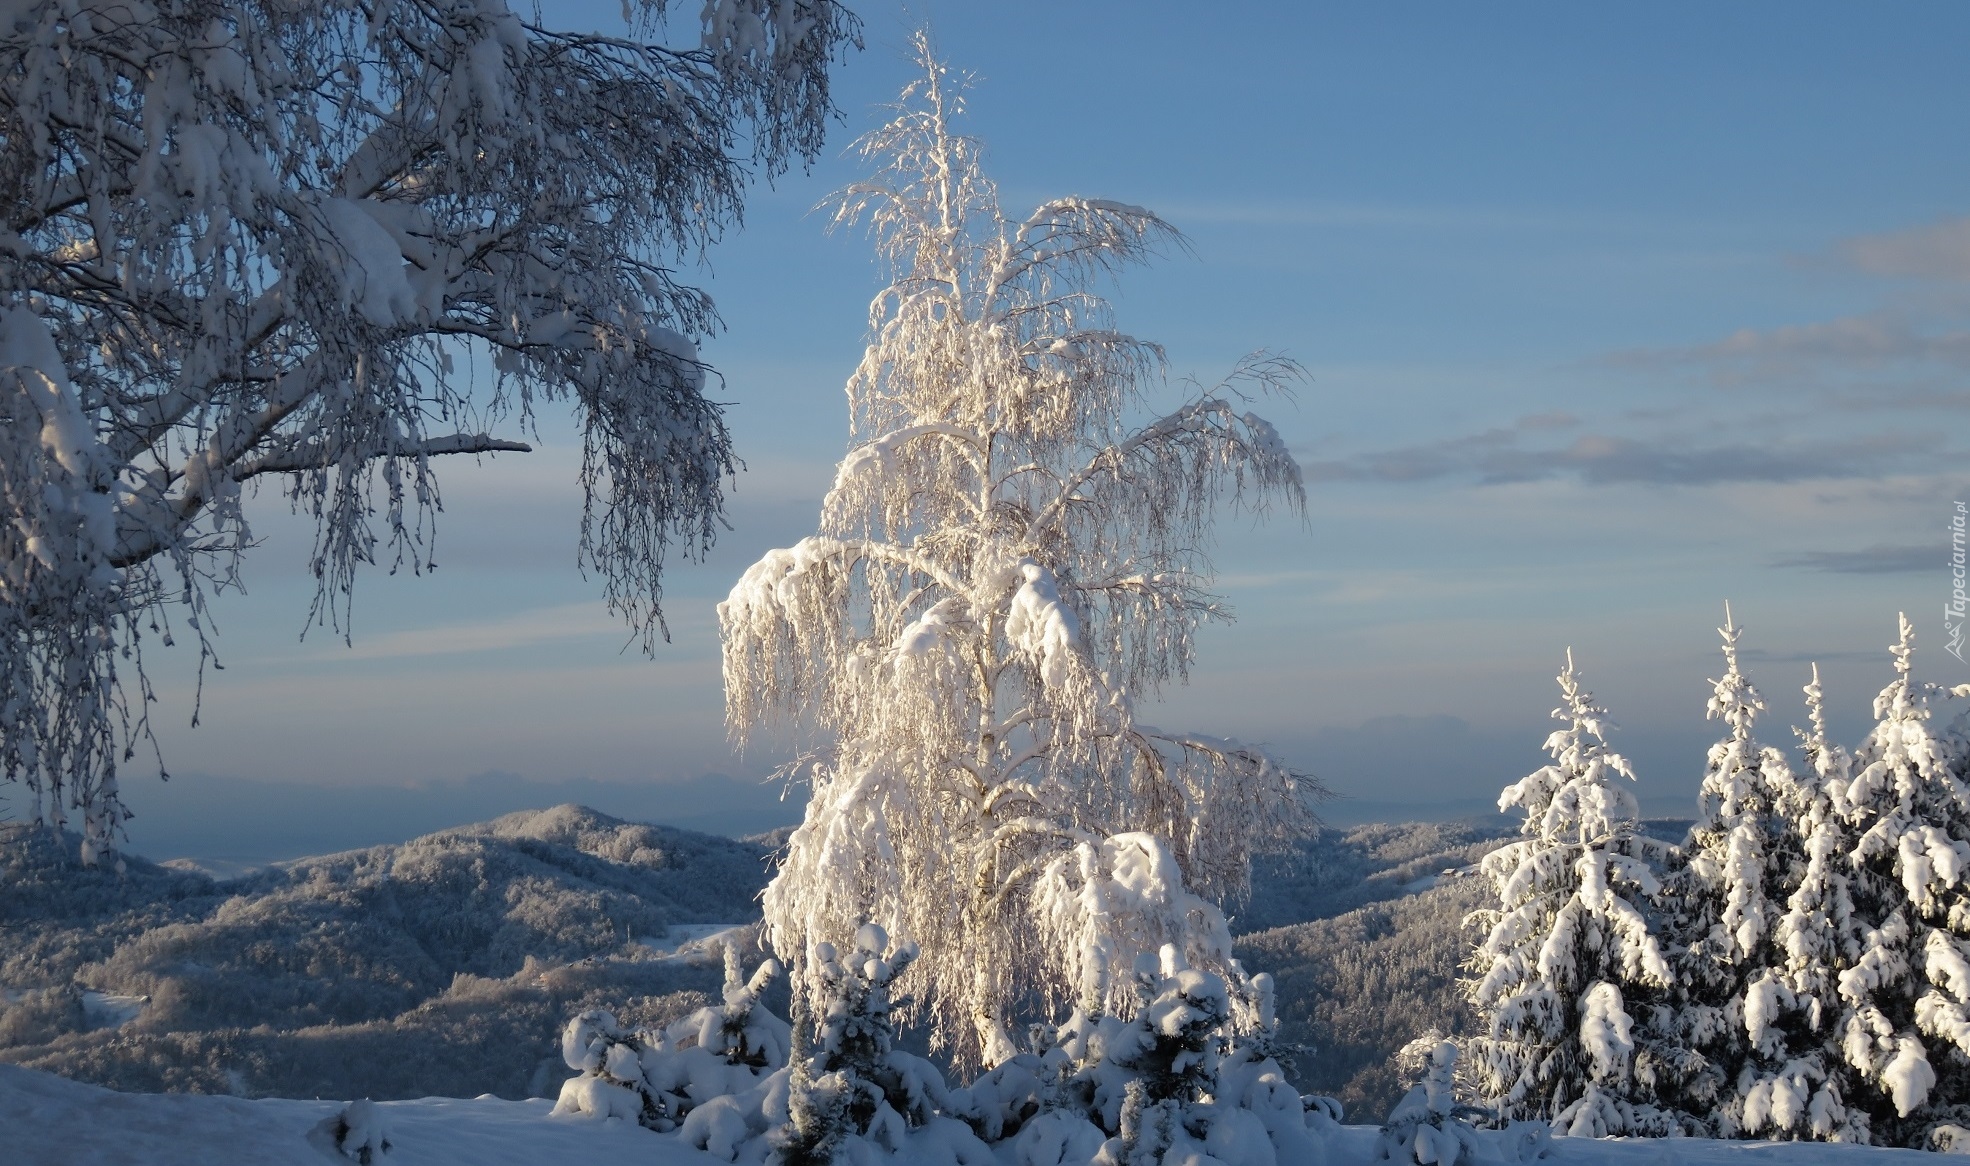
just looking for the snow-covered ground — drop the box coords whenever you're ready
[0,1064,1940,1166]
[0,988,147,1031]
[78,989,147,1030]
[635,922,753,961]
[1,1065,707,1166]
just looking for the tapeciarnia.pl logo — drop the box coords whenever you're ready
[1951,501,1967,663]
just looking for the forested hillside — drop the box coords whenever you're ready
[1234,816,1694,1121]
[0,807,776,1100]
[1232,819,1512,1120]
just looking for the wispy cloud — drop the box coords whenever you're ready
[1770,544,1937,574]
[1304,422,1937,487]
[1141,197,1600,233]
[338,603,626,661]
[1739,647,1889,664]
[1599,211,1970,389]
[1612,312,1970,378]
[1837,217,1970,281]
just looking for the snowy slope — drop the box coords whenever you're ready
[0,1063,1940,1166]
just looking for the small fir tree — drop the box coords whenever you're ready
[553,943,791,1131]
[774,925,974,1163]
[1039,944,1327,1166]
[1378,1041,1503,1166]
[1465,650,1678,1135]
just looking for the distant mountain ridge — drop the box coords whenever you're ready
[114,771,810,866]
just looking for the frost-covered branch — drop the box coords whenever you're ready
[0,0,859,860]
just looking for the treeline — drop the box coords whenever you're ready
[1466,612,1970,1151]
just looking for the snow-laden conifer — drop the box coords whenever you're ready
[1031,944,1331,1166]
[1378,1041,1511,1166]
[1827,614,1970,1143]
[1465,650,1677,1135]
[772,925,989,1165]
[554,942,791,1132]
[1739,662,1870,1142]
[720,33,1316,1068]
[1659,608,1808,1134]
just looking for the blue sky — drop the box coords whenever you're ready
[124,2,1970,858]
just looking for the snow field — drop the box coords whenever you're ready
[0,1065,703,1166]
[1,1064,1946,1166]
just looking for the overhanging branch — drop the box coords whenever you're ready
[233,433,534,480]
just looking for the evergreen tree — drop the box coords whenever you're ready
[553,944,791,1131]
[1660,608,1807,1134]
[774,925,971,1163]
[1378,1041,1502,1166]
[1827,614,1970,1144]
[1465,650,1678,1135]
[1040,944,1329,1165]
[1750,662,1869,1141]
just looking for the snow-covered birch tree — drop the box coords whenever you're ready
[719,33,1317,1069]
[1465,650,1678,1135]
[0,0,857,861]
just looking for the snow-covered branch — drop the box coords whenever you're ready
[0,0,859,860]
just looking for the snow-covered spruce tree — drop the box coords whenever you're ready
[770,925,986,1165]
[555,942,791,1131]
[1379,1039,1528,1166]
[1826,614,1970,1145]
[1755,663,1869,1141]
[0,0,857,862]
[1465,650,1679,1136]
[1658,607,1819,1135]
[719,33,1316,1069]
[682,940,796,1074]
[1029,944,1327,1165]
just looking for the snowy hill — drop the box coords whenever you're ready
[1240,867,1497,1121]
[0,807,776,1101]
[1231,818,1516,1122]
